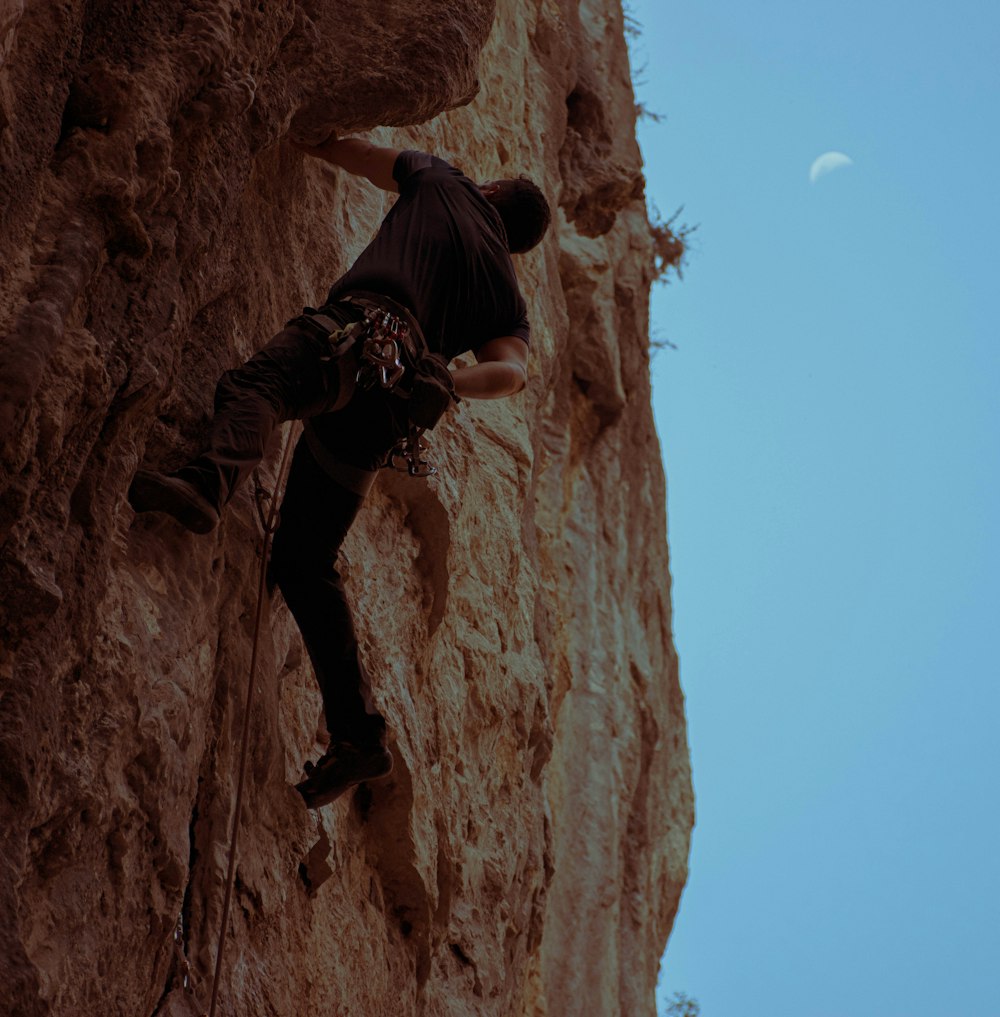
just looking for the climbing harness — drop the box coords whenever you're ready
[291,310,365,414]
[349,294,458,476]
[355,304,408,391]
[385,347,457,477]
[205,421,301,1017]
[340,291,425,379]
[303,292,459,480]
[294,292,458,479]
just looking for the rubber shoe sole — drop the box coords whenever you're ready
[128,470,220,534]
[296,746,394,810]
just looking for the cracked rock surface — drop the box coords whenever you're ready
[0,1,693,1015]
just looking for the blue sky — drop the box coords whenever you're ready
[627,1,1000,1014]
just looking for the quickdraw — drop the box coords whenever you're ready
[348,300,452,477]
[355,306,408,391]
[388,425,437,477]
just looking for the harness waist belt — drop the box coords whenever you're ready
[333,291,428,365]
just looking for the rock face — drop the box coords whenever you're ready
[0,1,693,1015]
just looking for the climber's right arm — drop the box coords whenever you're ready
[293,136,401,193]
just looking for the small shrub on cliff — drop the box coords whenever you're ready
[663,991,701,1017]
[650,205,696,284]
[647,207,696,354]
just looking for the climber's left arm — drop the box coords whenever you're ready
[293,136,401,192]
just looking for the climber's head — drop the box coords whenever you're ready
[480,176,551,254]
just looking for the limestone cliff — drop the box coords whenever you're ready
[0,1,693,1015]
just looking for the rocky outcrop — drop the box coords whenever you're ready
[0,1,693,1015]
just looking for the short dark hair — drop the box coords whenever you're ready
[486,176,551,253]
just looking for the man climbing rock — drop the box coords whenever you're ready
[128,136,550,809]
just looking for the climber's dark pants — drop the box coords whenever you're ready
[181,307,355,508]
[269,441,386,749]
[180,305,407,749]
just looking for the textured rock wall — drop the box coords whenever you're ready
[0,1,693,1015]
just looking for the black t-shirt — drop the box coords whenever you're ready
[326,151,530,361]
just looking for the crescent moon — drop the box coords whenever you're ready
[809,151,853,184]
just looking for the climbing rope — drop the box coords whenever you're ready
[205,421,301,1017]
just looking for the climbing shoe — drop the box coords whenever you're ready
[296,741,394,809]
[128,470,220,534]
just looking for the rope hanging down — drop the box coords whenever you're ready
[205,421,301,1017]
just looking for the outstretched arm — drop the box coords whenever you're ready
[293,136,401,192]
[451,336,528,399]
